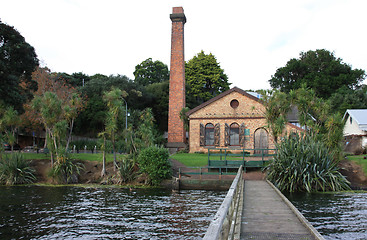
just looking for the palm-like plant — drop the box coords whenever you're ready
[0,106,20,153]
[103,87,128,170]
[260,90,291,143]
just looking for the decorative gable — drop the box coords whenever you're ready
[187,87,265,120]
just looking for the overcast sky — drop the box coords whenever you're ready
[1,0,366,90]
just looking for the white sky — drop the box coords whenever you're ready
[1,0,366,90]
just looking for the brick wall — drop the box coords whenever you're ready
[188,90,302,153]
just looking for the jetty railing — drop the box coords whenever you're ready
[207,148,276,171]
[178,167,238,180]
[203,166,244,240]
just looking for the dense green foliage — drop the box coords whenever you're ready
[0,20,39,111]
[292,87,344,158]
[138,146,171,185]
[267,133,350,192]
[262,86,345,159]
[185,51,230,108]
[133,58,169,86]
[0,153,36,185]
[54,72,91,87]
[328,85,367,115]
[269,49,365,99]
[145,81,169,132]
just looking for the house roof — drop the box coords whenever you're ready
[344,109,367,130]
[186,86,262,116]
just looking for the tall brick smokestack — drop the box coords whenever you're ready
[167,7,186,150]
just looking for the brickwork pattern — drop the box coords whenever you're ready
[188,91,301,153]
[168,7,186,144]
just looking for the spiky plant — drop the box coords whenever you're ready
[266,132,350,192]
[0,153,36,185]
[49,150,84,184]
[118,155,137,184]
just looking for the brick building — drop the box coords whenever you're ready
[186,87,301,153]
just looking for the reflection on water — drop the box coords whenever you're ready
[287,192,367,240]
[0,186,226,239]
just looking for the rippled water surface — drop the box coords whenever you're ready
[0,186,226,239]
[287,192,367,240]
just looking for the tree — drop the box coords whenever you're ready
[102,87,128,170]
[30,90,84,166]
[145,80,169,132]
[53,72,91,87]
[31,92,63,165]
[22,67,84,147]
[0,106,20,153]
[75,74,143,137]
[292,87,344,158]
[328,85,367,115]
[0,20,39,111]
[269,49,366,99]
[133,58,169,86]
[185,51,230,108]
[261,86,345,159]
[260,90,291,143]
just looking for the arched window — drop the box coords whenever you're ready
[230,123,240,146]
[205,123,215,145]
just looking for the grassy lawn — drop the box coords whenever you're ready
[170,152,255,167]
[170,153,209,167]
[346,155,367,176]
[4,152,116,163]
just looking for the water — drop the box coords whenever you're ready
[287,192,367,240]
[0,186,226,239]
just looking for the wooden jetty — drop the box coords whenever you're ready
[203,167,324,240]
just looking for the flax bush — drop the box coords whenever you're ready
[266,133,350,192]
[49,151,84,184]
[118,154,137,184]
[0,153,36,185]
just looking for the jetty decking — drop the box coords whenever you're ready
[203,167,324,240]
[241,180,320,240]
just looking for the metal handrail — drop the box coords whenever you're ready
[203,166,244,240]
[179,167,238,180]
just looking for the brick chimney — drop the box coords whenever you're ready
[167,7,186,150]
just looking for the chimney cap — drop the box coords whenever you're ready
[170,7,186,23]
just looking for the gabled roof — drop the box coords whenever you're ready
[344,109,367,130]
[186,86,262,116]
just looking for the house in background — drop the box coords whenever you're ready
[186,87,303,153]
[343,109,367,154]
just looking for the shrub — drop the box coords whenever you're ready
[266,132,350,192]
[138,146,171,185]
[0,153,36,185]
